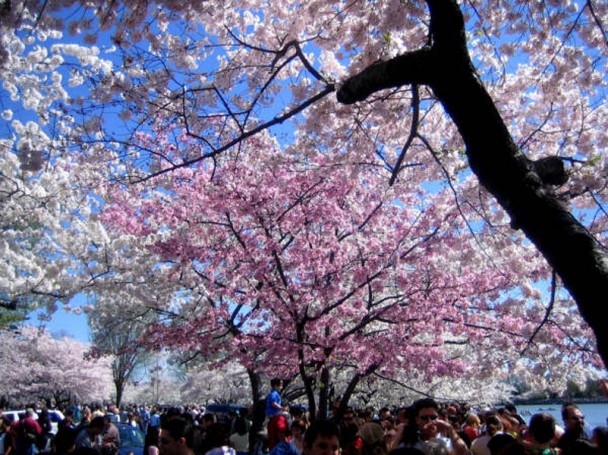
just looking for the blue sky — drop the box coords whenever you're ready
[31,294,92,343]
[43,310,91,342]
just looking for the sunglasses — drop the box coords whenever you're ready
[419,414,439,421]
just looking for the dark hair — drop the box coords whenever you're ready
[291,419,308,433]
[202,413,217,424]
[485,414,504,436]
[89,416,106,430]
[234,417,248,436]
[164,408,182,420]
[528,413,555,444]
[54,427,78,453]
[340,422,360,446]
[161,417,194,448]
[413,398,439,417]
[487,433,525,455]
[561,403,580,421]
[271,378,283,387]
[360,409,373,420]
[593,427,608,452]
[304,420,340,450]
[205,424,229,449]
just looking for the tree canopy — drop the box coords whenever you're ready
[0,326,113,407]
[1,0,606,404]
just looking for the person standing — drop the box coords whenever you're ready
[140,406,151,434]
[289,420,308,455]
[339,407,361,455]
[461,413,481,448]
[203,424,235,455]
[302,421,340,455]
[145,408,162,455]
[159,417,195,455]
[76,408,92,434]
[13,409,42,455]
[470,414,503,455]
[2,416,16,455]
[37,409,53,452]
[557,403,592,455]
[101,416,120,455]
[75,416,105,452]
[57,409,76,434]
[396,398,468,455]
[229,418,249,455]
[522,413,558,455]
[266,379,290,451]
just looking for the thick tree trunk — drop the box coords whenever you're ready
[114,379,124,408]
[318,367,331,421]
[338,364,380,414]
[300,363,317,421]
[338,0,608,367]
[339,374,361,415]
[296,319,318,420]
[248,368,263,407]
[246,369,263,455]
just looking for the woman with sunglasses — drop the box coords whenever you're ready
[393,399,469,455]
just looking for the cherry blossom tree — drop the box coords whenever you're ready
[97,130,598,416]
[336,0,608,368]
[0,144,102,312]
[0,325,113,407]
[329,370,518,410]
[88,290,158,407]
[1,0,606,375]
[179,360,251,405]
[123,358,184,405]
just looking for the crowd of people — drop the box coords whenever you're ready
[264,382,608,455]
[1,381,607,455]
[315,399,608,455]
[140,394,608,455]
[0,406,124,455]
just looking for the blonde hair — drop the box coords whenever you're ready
[466,413,481,427]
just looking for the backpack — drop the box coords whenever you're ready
[19,422,37,446]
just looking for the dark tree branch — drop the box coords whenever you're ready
[389,85,420,186]
[336,0,608,367]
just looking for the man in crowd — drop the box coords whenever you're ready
[145,407,162,455]
[266,378,289,450]
[339,406,361,455]
[76,407,93,433]
[401,398,468,455]
[193,412,216,455]
[139,405,151,433]
[159,416,195,455]
[75,416,106,452]
[378,408,393,430]
[101,415,121,455]
[303,420,340,455]
[13,409,42,455]
[558,403,592,454]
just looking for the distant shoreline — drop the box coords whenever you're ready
[512,398,608,405]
